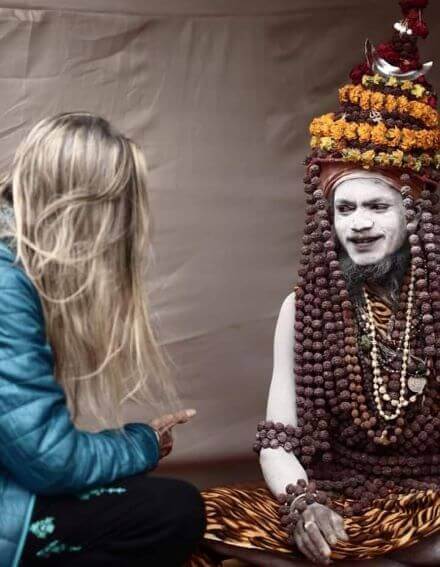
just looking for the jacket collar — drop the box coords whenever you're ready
[0,200,18,262]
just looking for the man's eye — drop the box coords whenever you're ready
[336,205,353,213]
[370,204,390,211]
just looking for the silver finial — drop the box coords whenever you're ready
[365,39,433,81]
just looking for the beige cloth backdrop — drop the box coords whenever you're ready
[0,0,439,473]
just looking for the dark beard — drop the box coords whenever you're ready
[338,240,410,305]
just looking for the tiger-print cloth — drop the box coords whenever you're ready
[189,482,440,565]
[363,285,393,338]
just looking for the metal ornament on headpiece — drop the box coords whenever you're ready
[365,39,433,81]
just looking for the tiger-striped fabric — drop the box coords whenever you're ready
[189,482,440,565]
[364,287,393,337]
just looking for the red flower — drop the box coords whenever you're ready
[399,0,428,13]
[376,43,401,66]
[400,60,420,72]
[427,95,437,109]
[350,62,371,85]
[411,20,429,38]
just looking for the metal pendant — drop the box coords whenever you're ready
[407,376,427,395]
[378,429,391,446]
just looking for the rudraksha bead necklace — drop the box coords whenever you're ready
[364,263,416,421]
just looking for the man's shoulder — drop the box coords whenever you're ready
[282,290,296,305]
[277,291,295,321]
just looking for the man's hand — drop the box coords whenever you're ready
[150,409,196,459]
[294,503,348,564]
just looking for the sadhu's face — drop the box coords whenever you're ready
[333,178,407,266]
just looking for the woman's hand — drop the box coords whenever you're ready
[150,409,196,459]
[294,503,348,564]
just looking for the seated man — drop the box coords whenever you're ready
[190,1,440,565]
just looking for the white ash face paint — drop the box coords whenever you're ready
[333,178,407,266]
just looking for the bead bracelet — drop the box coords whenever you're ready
[277,480,329,544]
[253,420,299,454]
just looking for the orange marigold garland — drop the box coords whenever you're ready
[338,84,438,128]
[310,115,439,151]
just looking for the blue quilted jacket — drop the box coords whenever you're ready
[0,240,160,567]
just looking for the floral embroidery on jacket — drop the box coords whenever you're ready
[29,517,55,539]
[36,540,82,558]
[77,487,127,500]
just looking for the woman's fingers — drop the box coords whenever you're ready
[161,429,173,443]
[159,430,173,458]
[150,413,172,430]
[157,409,197,433]
[152,409,197,433]
[151,409,196,459]
[173,408,197,424]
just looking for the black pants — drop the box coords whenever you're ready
[20,473,206,566]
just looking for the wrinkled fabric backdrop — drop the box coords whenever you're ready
[0,0,439,486]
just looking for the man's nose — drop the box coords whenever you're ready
[350,212,374,232]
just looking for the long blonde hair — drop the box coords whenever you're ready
[0,112,177,428]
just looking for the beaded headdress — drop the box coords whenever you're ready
[308,0,439,193]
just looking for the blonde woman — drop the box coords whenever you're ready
[0,112,205,567]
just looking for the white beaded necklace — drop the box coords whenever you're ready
[363,264,415,422]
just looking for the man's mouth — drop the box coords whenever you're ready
[348,235,383,244]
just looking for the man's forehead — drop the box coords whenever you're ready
[334,178,401,203]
